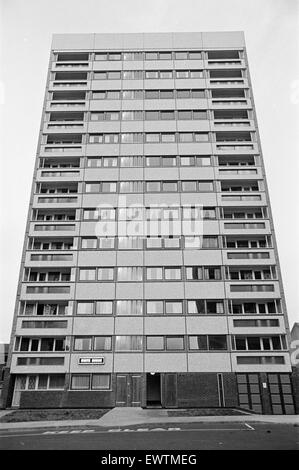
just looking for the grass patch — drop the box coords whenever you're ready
[0,408,110,423]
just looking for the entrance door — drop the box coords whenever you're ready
[116,374,142,407]
[146,373,162,407]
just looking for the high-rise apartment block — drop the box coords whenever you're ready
[2,32,297,414]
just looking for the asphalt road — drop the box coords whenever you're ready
[0,422,298,450]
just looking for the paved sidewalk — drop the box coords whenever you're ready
[0,407,298,431]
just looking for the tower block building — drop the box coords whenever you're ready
[2,32,296,414]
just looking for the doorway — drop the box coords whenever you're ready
[115,374,142,407]
[146,373,162,407]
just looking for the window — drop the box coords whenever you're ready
[119,181,143,193]
[189,51,202,59]
[165,267,181,280]
[99,238,115,249]
[190,70,203,78]
[145,90,159,99]
[182,181,197,192]
[146,133,160,143]
[71,375,90,390]
[209,335,227,350]
[146,301,164,315]
[146,181,161,192]
[146,70,159,79]
[74,337,92,351]
[108,71,121,79]
[94,336,112,351]
[116,300,143,315]
[123,52,143,61]
[48,375,65,390]
[165,301,183,315]
[145,52,158,60]
[98,268,114,281]
[164,237,180,249]
[146,267,163,280]
[115,336,143,351]
[186,267,203,280]
[91,374,110,390]
[146,336,164,350]
[175,51,188,60]
[83,209,98,220]
[188,300,205,315]
[162,181,177,192]
[117,267,143,281]
[79,269,96,281]
[189,335,227,350]
[161,132,176,142]
[120,156,143,167]
[189,335,208,350]
[107,90,120,99]
[161,111,175,120]
[95,301,113,315]
[160,90,174,98]
[145,111,159,121]
[77,302,94,315]
[166,336,184,350]
[162,156,176,166]
[176,70,189,79]
[187,300,224,315]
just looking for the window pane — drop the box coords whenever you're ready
[166,336,184,350]
[189,335,208,350]
[182,181,197,192]
[146,181,161,192]
[94,336,111,351]
[116,300,143,315]
[177,90,190,98]
[49,375,65,389]
[164,237,180,249]
[91,374,110,390]
[165,301,183,314]
[160,90,174,99]
[98,268,114,280]
[81,238,97,249]
[77,302,94,315]
[146,133,160,142]
[146,237,162,249]
[161,133,175,143]
[74,337,92,351]
[146,267,163,280]
[79,269,96,281]
[146,336,164,350]
[146,301,164,314]
[162,181,177,192]
[209,335,227,350]
[160,70,173,79]
[71,375,90,390]
[95,301,113,315]
[165,268,181,280]
[115,335,143,351]
[188,300,205,314]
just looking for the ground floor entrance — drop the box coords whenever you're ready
[146,373,162,407]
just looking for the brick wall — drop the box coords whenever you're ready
[176,373,220,407]
[222,373,239,407]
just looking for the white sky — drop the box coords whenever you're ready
[0,0,298,342]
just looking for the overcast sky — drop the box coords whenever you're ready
[0,0,298,342]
